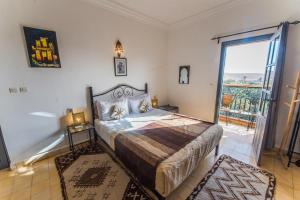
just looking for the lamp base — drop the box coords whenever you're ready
[74,125,84,129]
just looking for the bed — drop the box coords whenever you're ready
[88,83,223,199]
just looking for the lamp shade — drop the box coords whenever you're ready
[115,40,124,57]
[151,96,159,108]
[72,112,86,126]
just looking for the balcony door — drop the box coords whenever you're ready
[215,34,273,123]
[253,22,289,165]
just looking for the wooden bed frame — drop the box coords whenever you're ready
[87,83,219,200]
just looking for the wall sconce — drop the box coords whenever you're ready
[115,40,124,58]
[151,96,159,108]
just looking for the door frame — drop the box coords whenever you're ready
[214,34,274,123]
[0,127,10,169]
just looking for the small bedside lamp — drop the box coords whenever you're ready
[151,96,159,108]
[72,112,86,128]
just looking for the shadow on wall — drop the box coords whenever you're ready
[14,87,94,167]
[20,93,94,166]
[20,116,67,166]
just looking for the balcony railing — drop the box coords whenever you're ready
[219,83,262,128]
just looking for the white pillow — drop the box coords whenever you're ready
[128,94,152,114]
[96,98,129,121]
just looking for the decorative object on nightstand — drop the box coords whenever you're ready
[151,96,159,108]
[159,104,179,113]
[65,108,74,126]
[72,111,86,128]
[65,109,95,153]
[67,123,94,153]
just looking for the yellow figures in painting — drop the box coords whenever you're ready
[40,37,48,48]
[41,51,47,60]
[47,50,53,61]
[36,50,42,61]
[31,37,56,64]
[36,40,41,47]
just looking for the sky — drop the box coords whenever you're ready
[224,40,270,74]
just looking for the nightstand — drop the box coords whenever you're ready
[158,104,179,113]
[67,123,94,153]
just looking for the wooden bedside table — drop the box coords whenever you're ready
[158,104,179,113]
[67,123,94,153]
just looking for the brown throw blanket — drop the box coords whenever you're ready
[115,114,213,190]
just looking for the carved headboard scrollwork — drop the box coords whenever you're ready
[88,83,148,125]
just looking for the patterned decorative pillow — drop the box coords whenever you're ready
[111,105,126,120]
[97,98,129,121]
[128,94,153,113]
[139,99,151,113]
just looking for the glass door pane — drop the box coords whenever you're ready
[267,41,274,65]
[271,37,280,64]
[268,65,276,90]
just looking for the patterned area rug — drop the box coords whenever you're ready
[186,155,276,200]
[55,143,152,200]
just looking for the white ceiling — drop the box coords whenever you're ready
[109,0,236,24]
[84,0,245,28]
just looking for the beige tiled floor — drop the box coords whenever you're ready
[0,123,299,200]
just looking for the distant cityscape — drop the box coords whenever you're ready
[224,73,264,84]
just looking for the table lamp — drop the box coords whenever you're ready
[151,96,159,108]
[72,112,86,128]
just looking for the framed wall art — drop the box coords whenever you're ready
[179,65,190,84]
[114,57,127,76]
[23,26,61,68]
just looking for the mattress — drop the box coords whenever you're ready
[95,109,223,197]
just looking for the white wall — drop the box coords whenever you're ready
[0,0,168,164]
[167,0,300,148]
